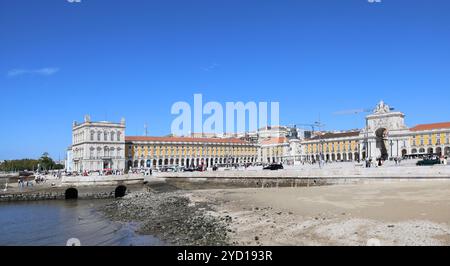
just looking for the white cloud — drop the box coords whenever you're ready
[203,63,219,72]
[7,67,60,77]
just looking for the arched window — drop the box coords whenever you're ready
[90,131,94,141]
[104,146,109,157]
[97,131,101,141]
[104,132,108,141]
[117,131,121,141]
[111,132,115,141]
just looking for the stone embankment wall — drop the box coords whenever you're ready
[0,190,116,202]
[61,174,144,186]
[0,185,143,202]
[162,177,331,190]
[154,165,450,179]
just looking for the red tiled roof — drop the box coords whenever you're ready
[260,137,288,145]
[410,122,450,131]
[125,136,248,144]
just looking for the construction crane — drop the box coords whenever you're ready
[333,106,394,116]
[333,109,372,115]
[288,122,325,134]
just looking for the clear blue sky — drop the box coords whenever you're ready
[1,0,449,160]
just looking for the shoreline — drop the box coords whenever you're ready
[99,179,450,246]
[99,190,232,246]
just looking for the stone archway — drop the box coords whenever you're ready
[115,185,127,198]
[436,147,442,156]
[402,149,407,157]
[445,147,450,156]
[65,188,78,200]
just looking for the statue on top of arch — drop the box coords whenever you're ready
[373,100,390,114]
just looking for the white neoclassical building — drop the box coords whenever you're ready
[71,115,126,172]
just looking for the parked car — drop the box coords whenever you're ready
[263,163,284,170]
[183,167,195,172]
[416,158,441,166]
[194,166,204,172]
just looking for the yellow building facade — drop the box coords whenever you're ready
[125,136,258,169]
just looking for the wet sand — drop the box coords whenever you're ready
[187,180,450,245]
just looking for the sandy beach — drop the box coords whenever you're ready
[187,180,450,245]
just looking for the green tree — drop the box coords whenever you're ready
[39,152,55,170]
[0,153,63,172]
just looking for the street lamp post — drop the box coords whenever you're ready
[390,140,394,160]
[396,139,399,158]
[364,117,371,160]
[314,120,325,169]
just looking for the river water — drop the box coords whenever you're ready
[0,199,164,246]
